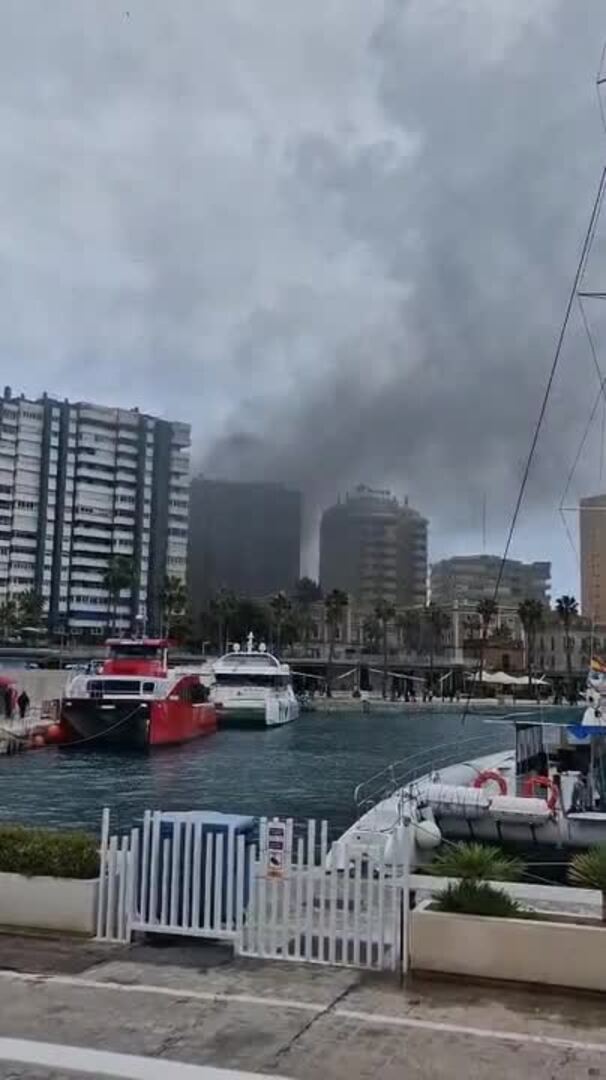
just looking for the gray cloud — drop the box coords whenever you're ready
[1,0,605,593]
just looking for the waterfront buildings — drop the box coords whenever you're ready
[580,493,606,624]
[431,555,551,608]
[0,386,190,635]
[187,477,301,618]
[319,486,428,607]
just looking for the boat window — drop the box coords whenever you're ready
[88,679,141,695]
[142,681,155,694]
[215,673,288,687]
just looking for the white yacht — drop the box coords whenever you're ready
[211,635,299,728]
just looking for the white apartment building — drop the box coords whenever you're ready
[0,386,190,636]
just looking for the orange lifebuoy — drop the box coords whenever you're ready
[522,775,559,812]
[472,769,508,796]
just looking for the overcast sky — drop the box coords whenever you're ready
[2,0,606,598]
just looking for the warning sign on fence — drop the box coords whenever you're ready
[266,822,287,878]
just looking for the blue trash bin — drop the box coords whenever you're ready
[149,811,255,930]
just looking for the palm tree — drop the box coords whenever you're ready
[517,599,544,693]
[395,610,421,655]
[0,598,18,642]
[324,589,348,694]
[362,615,380,652]
[293,577,323,604]
[556,594,579,701]
[424,603,449,692]
[293,578,322,650]
[102,555,135,635]
[160,576,188,638]
[375,600,396,699]
[476,598,497,684]
[569,846,606,922]
[16,589,45,631]
[209,589,237,652]
[429,842,523,882]
[269,591,292,653]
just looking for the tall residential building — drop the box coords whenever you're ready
[319,486,428,607]
[0,386,190,635]
[580,493,606,623]
[188,477,301,615]
[431,555,551,609]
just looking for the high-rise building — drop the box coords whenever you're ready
[187,477,301,616]
[0,386,190,635]
[431,555,551,608]
[580,494,606,623]
[319,486,428,607]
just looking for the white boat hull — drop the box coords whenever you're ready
[334,745,606,867]
[215,691,299,727]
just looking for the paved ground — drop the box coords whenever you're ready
[0,932,605,1078]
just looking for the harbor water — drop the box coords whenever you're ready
[0,706,572,837]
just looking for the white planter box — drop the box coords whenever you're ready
[0,872,98,934]
[411,906,606,992]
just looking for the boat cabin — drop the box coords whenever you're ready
[103,639,169,678]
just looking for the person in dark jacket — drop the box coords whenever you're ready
[17,689,30,720]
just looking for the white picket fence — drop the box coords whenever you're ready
[96,809,410,974]
[239,818,407,971]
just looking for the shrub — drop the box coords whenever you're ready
[569,846,606,922]
[434,879,522,918]
[0,824,99,879]
[429,842,523,882]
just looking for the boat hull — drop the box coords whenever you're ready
[61,698,217,749]
[217,699,299,728]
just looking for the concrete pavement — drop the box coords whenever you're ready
[0,933,605,1078]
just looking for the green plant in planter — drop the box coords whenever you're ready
[429,842,524,882]
[0,824,99,879]
[569,846,606,922]
[435,880,522,918]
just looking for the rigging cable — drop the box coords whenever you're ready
[461,165,606,725]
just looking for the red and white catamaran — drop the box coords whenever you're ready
[61,638,216,749]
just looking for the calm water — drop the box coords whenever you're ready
[0,707,571,837]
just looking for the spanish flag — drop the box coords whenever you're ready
[590,657,606,674]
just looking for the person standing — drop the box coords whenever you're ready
[17,689,30,720]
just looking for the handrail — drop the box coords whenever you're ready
[353,731,513,813]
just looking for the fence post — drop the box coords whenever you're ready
[96,808,110,941]
[125,827,139,943]
[394,822,412,979]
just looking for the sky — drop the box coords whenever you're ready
[2,0,606,599]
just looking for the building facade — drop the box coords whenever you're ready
[580,494,606,623]
[319,486,428,607]
[431,555,551,608]
[0,386,190,635]
[188,477,301,617]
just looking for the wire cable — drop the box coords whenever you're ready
[461,166,606,725]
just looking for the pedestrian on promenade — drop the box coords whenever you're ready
[17,689,30,720]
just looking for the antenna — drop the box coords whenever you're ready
[482,493,487,554]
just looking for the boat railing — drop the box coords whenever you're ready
[353,731,512,813]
